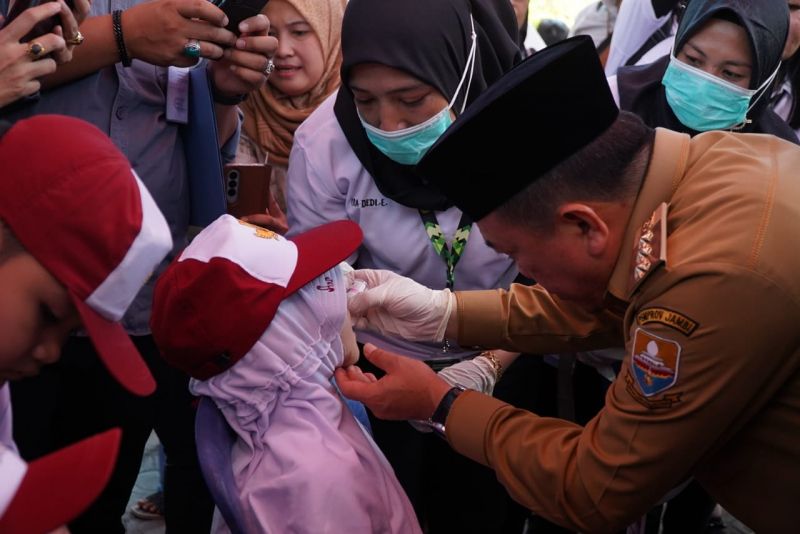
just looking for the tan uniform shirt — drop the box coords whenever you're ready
[448,129,800,533]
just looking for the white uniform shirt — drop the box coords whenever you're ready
[604,0,675,75]
[287,94,518,360]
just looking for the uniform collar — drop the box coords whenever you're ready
[605,128,691,303]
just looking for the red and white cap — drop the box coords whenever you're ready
[151,215,362,379]
[0,428,121,534]
[0,115,173,396]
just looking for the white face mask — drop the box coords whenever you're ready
[359,15,478,165]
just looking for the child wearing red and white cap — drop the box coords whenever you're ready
[152,214,421,533]
[0,115,172,533]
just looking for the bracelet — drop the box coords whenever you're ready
[479,351,503,380]
[112,10,132,67]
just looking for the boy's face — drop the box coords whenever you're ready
[0,251,80,385]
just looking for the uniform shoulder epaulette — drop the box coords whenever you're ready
[628,202,669,295]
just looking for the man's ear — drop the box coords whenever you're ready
[556,203,610,258]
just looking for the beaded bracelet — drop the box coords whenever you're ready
[112,10,132,67]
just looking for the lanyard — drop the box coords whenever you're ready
[419,209,472,290]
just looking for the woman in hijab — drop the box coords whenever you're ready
[286,0,532,531]
[612,0,798,143]
[236,0,345,229]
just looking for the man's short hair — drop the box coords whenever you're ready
[493,111,654,230]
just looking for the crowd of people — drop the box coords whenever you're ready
[1,0,799,533]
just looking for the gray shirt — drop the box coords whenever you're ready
[2,0,237,333]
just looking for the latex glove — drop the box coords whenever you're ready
[347,269,454,343]
[437,356,498,395]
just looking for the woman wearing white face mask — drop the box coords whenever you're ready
[608,0,798,142]
[285,0,534,531]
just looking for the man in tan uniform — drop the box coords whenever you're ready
[336,35,800,533]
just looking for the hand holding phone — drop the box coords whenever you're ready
[225,163,289,234]
[212,0,269,34]
[225,163,272,218]
[1,0,74,43]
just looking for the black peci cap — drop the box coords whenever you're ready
[416,36,619,221]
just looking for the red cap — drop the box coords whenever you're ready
[0,428,121,534]
[0,116,173,396]
[151,215,362,379]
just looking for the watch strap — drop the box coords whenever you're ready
[428,385,466,436]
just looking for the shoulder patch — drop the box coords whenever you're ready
[636,307,698,336]
[630,328,681,397]
[624,370,683,410]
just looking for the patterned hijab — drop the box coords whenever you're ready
[240,0,346,167]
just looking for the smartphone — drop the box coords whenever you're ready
[213,0,269,34]
[2,0,74,43]
[224,163,272,219]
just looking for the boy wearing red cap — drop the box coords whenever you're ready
[0,114,172,533]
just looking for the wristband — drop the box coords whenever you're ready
[112,10,132,68]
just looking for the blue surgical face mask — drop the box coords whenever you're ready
[361,107,454,166]
[358,16,478,166]
[662,53,780,132]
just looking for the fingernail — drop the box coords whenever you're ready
[236,38,246,49]
[222,16,229,27]
[364,343,376,353]
[239,22,249,33]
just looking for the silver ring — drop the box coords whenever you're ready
[264,58,275,75]
[183,39,201,59]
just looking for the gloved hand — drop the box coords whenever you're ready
[347,269,455,343]
[437,356,498,395]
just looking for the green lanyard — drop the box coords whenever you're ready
[419,209,472,290]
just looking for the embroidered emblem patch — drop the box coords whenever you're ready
[630,328,681,397]
[636,307,698,336]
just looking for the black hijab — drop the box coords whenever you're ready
[617,0,798,143]
[334,0,521,210]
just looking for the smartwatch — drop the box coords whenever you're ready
[426,385,466,437]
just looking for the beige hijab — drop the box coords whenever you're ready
[241,0,345,167]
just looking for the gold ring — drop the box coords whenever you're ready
[66,31,85,46]
[27,42,46,59]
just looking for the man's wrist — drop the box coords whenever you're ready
[427,377,457,419]
[208,64,248,105]
[427,384,466,437]
[112,10,133,66]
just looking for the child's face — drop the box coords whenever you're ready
[0,251,80,385]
